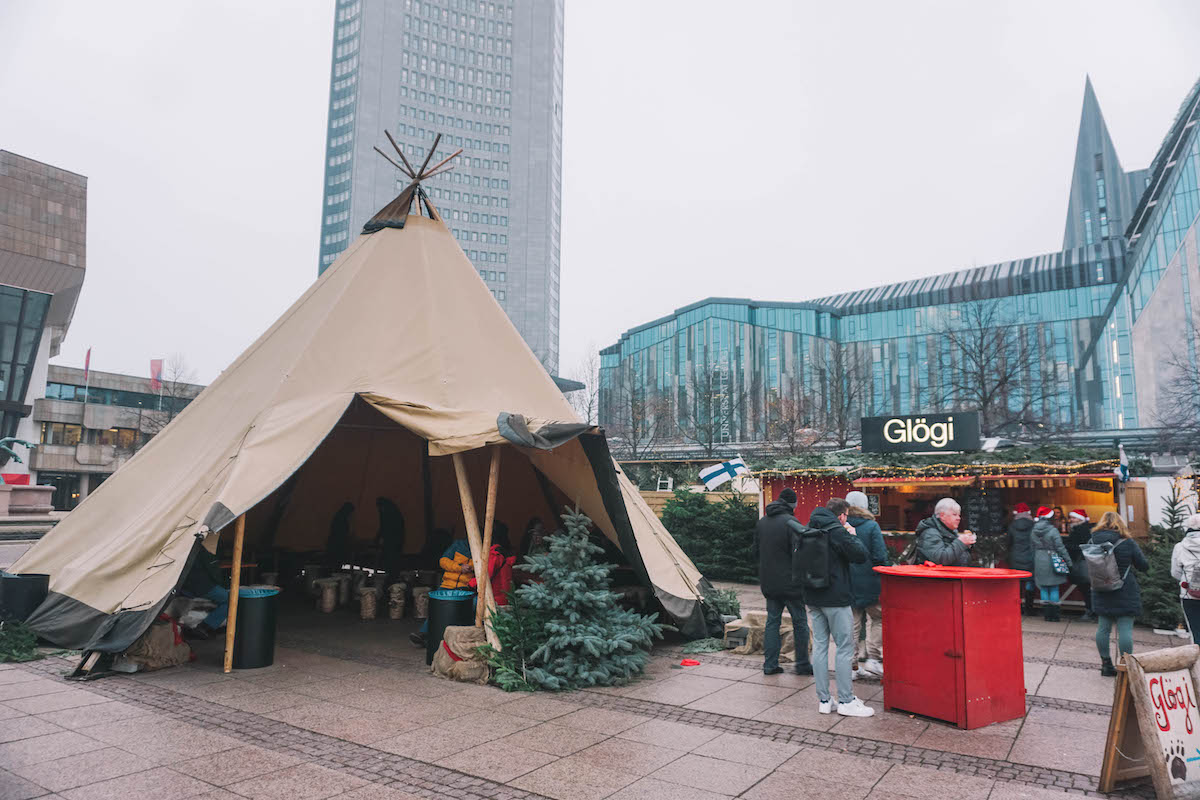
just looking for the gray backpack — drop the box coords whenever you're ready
[1081,538,1130,592]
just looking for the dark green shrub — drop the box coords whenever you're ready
[661,490,758,583]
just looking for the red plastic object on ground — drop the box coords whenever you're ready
[680,659,701,667]
[875,564,1032,730]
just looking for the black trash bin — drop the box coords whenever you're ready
[426,589,475,665]
[0,572,50,622]
[232,585,280,669]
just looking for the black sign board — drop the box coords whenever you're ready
[861,412,981,454]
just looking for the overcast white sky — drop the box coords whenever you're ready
[2,1,1200,385]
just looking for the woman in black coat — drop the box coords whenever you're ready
[1089,511,1149,676]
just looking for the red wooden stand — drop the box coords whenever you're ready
[876,565,1031,730]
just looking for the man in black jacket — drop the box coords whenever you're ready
[753,488,813,676]
[1066,509,1095,621]
[806,498,873,717]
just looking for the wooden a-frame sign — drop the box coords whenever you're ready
[1100,645,1200,799]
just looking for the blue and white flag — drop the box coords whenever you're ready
[1114,444,1130,483]
[699,457,750,490]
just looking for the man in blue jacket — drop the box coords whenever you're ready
[753,488,813,676]
[806,498,873,717]
[845,491,889,679]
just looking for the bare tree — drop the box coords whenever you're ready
[1156,324,1200,446]
[931,301,1056,437]
[677,360,746,457]
[134,354,199,448]
[812,341,870,448]
[566,348,600,425]
[764,387,820,455]
[606,382,671,460]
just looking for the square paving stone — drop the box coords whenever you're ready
[172,745,302,786]
[744,773,871,800]
[1008,720,1106,777]
[0,705,26,722]
[446,710,538,738]
[871,763,994,800]
[35,702,148,732]
[553,707,651,734]
[435,739,559,782]
[624,675,733,706]
[571,737,685,776]
[10,747,144,793]
[0,768,51,800]
[616,718,723,752]
[78,716,240,765]
[372,723,500,761]
[691,731,801,769]
[4,692,108,716]
[776,747,892,788]
[509,755,640,800]
[738,669,816,689]
[494,694,581,721]
[684,690,776,719]
[752,696,841,731]
[59,766,211,800]
[0,732,107,770]
[686,664,758,681]
[226,763,368,800]
[911,721,1019,758]
[0,672,41,687]
[1023,662,1048,694]
[828,702,929,745]
[649,752,770,796]
[987,782,1092,798]
[1023,705,1110,732]
[0,682,73,703]
[1034,666,1116,706]
[607,776,730,800]
[496,722,608,757]
[300,712,420,745]
[0,718,63,745]
[213,689,311,715]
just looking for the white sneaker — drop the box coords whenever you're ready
[851,668,861,680]
[818,700,836,714]
[860,659,884,678]
[836,697,875,718]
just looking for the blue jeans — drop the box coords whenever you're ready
[1097,615,1134,659]
[808,605,854,704]
[202,586,229,629]
[1040,586,1060,604]
[762,594,810,671]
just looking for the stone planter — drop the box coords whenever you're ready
[10,485,53,515]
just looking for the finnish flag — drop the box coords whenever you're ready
[699,457,750,491]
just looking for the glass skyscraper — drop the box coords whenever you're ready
[318,0,564,372]
[600,77,1200,447]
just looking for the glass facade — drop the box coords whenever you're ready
[602,78,1200,445]
[0,287,50,441]
[44,382,193,415]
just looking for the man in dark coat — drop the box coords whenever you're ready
[753,488,813,676]
[806,498,872,717]
[1006,503,1037,615]
[914,498,974,566]
[1066,509,1095,620]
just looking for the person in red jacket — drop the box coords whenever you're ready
[470,523,516,604]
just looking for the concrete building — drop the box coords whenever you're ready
[29,364,204,509]
[600,77,1200,451]
[0,151,86,477]
[317,0,564,372]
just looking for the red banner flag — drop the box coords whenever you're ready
[149,359,163,392]
[83,347,92,385]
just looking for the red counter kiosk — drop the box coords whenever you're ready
[875,565,1031,730]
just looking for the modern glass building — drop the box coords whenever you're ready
[600,77,1200,448]
[317,0,564,372]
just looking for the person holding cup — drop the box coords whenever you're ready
[913,498,975,566]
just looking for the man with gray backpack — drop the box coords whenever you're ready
[1081,511,1148,676]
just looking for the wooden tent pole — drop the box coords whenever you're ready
[222,514,246,674]
[476,446,501,627]
[451,452,500,649]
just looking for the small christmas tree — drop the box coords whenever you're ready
[1162,482,1193,532]
[478,590,551,692]
[516,508,664,690]
[1139,525,1185,630]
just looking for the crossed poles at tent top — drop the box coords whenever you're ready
[374,131,462,185]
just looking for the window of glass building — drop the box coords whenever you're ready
[40,422,82,446]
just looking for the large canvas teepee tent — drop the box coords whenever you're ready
[10,137,711,653]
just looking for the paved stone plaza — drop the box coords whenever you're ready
[0,581,1183,800]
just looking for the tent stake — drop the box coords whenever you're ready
[451,452,500,649]
[477,446,501,627]
[223,514,246,674]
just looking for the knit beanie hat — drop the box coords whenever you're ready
[845,491,870,510]
[779,488,798,507]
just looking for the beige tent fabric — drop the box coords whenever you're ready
[11,213,707,643]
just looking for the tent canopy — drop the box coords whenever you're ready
[11,149,710,651]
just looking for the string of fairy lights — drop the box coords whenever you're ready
[751,459,1119,481]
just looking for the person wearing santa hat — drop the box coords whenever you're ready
[1006,503,1037,615]
[1031,506,1072,622]
[1065,509,1095,621]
